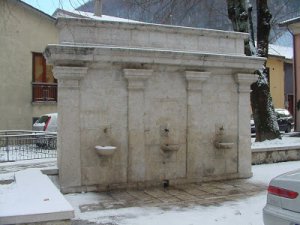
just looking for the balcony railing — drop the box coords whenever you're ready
[32,82,57,102]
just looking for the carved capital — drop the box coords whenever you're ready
[53,66,88,89]
[124,69,153,90]
[53,66,88,80]
[234,73,258,93]
[185,71,211,91]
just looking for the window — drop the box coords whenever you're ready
[32,53,57,102]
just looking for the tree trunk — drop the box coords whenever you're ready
[251,73,280,141]
[251,0,280,141]
[226,0,251,56]
[256,0,272,58]
[226,0,281,142]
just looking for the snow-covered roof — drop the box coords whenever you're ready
[53,8,142,23]
[280,16,300,26]
[268,44,293,60]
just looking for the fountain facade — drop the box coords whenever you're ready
[45,18,264,193]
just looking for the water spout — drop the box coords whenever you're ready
[214,125,234,149]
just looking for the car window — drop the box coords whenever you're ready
[36,116,49,124]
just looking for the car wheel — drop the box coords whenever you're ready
[285,124,292,133]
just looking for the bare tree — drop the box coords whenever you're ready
[88,0,298,38]
[227,0,281,142]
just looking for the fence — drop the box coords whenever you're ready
[0,130,57,162]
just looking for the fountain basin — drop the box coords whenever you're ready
[94,146,117,156]
[215,142,234,149]
[160,144,180,152]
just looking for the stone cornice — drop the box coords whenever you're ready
[46,45,265,72]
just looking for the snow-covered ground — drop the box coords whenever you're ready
[1,135,300,225]
[0,169,73,224]
[65,161,300,225]
[251,134,300,149]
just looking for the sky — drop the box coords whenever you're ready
[21,0,88,16]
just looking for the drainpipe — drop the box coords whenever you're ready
[94,0,102,17]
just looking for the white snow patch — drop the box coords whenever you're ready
[0,169,73,224]
[71,199,265,225]
[251,136,300,149]
[0,158,56,166]
[55,9,143,23]
[269,44,293,60]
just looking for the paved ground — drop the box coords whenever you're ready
[67,179,266,225]
[75,181,265,213]
[0,159,267,225]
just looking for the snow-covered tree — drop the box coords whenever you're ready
[227,0,281,142]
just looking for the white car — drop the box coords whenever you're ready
[33,113,57,133]
[263,169,300,225]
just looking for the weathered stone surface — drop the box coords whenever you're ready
[45,18,265,193]
[252,147,300,164]
[56,18,247,56]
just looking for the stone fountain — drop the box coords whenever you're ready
[45,17,264,193]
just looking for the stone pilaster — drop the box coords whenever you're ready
[235,73,258,178]
[53,66,88,192]
[185,71,211,178]
[124,69,153,183]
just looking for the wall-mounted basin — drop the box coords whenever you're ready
[94,146,117,156]
[214,142,234,149]
[160,144,180,152]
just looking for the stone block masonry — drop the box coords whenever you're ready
[45,18,265,193]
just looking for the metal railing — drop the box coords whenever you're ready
[32,82,57,102]
[0,130,57,162]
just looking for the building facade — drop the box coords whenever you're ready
[281,18,300,130]
[0,0,58,130]
[267,44,293,112]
